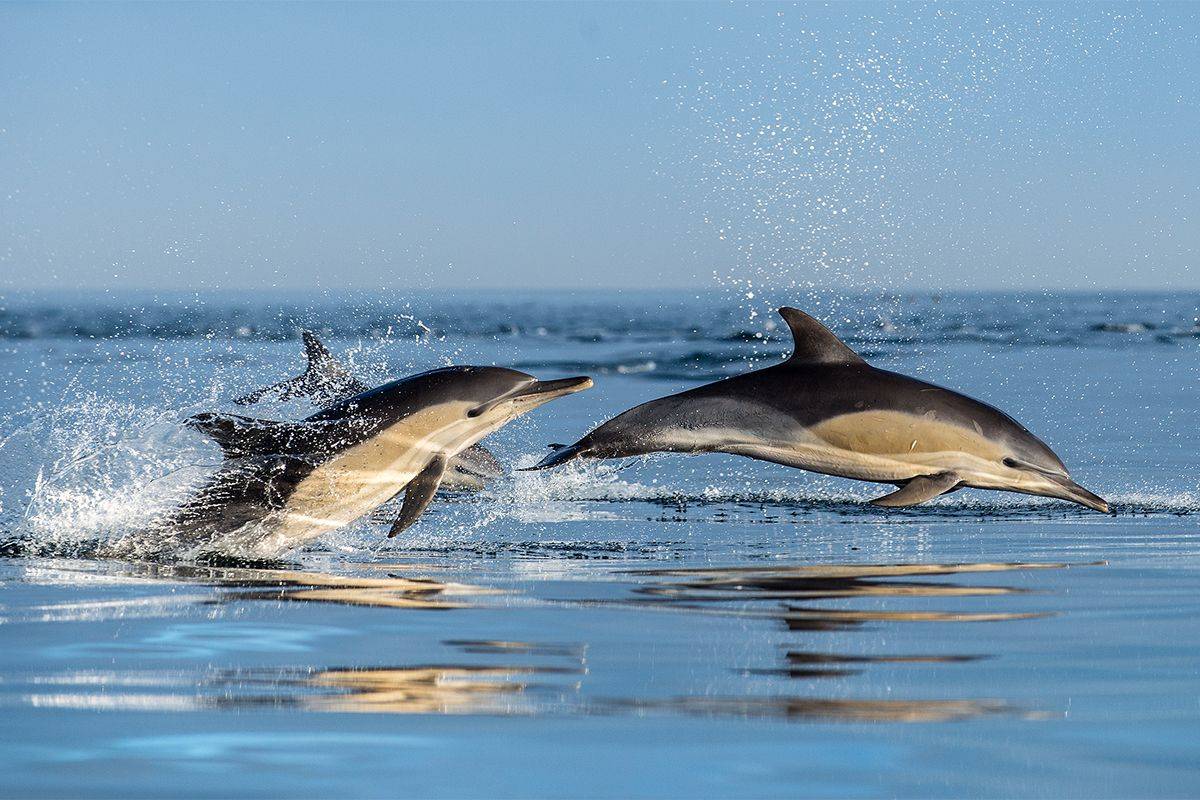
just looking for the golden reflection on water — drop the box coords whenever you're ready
[19,666,1014,721]
[19,662,585,715]
[16,559,501,615]
[8,558,1092,722]
[306,664,584,714]
[180,564,502,609]
[19,636,589,716]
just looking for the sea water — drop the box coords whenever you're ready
[0,289,1197,798]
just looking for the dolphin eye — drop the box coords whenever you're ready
[1002,457,1021,468]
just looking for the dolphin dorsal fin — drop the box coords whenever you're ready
[778,307,864,365]
[234,331,370,407]
[185,412,316,459]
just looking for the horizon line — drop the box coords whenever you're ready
[3,283,1199,296]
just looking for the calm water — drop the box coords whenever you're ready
[0,290,1198,798]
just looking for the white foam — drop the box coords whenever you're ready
[3,395,216,553]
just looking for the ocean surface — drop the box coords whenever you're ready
[0,289,1197,798]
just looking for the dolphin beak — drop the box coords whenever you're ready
[467,376,593,418]
[514,376,594,400]
[1048,475,1110,513]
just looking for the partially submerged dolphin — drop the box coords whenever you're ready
[120,364,592,559]
[529,307,1107,512]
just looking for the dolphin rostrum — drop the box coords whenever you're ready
[528,307,1107,513]
[122,366,592,559]
[234,331,503,491]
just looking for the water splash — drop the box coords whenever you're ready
[657,4,1145,331]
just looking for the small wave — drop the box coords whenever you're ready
[477,463,1200,521]
[395,538,690,560]
[1091,322,1156,334]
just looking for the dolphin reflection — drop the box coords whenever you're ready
[7,559,1093,723]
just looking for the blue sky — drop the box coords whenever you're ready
[1,2,1197,292]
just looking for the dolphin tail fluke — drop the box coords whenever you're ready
[522,442,589,471]
[235,331,369,406]
[870,472,961,507]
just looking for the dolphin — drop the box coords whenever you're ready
[118,366,592,559]
[234,331,503,491]
[528,307,1107,513]
[234,330,370,407]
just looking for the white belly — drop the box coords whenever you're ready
[244,404,490,555]
[715,410,1009,485]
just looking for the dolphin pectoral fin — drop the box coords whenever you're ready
[870,472,961,508]
[388,455,449,537]
[235,331,369,407]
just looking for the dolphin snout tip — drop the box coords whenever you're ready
[534,375,593,395]
[1063,480,1110,513]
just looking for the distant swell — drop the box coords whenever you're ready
[2,292,1197,353]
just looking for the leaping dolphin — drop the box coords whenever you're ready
[119,365,592,559]
[234,331,504,491]
[528,307,1107,513]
